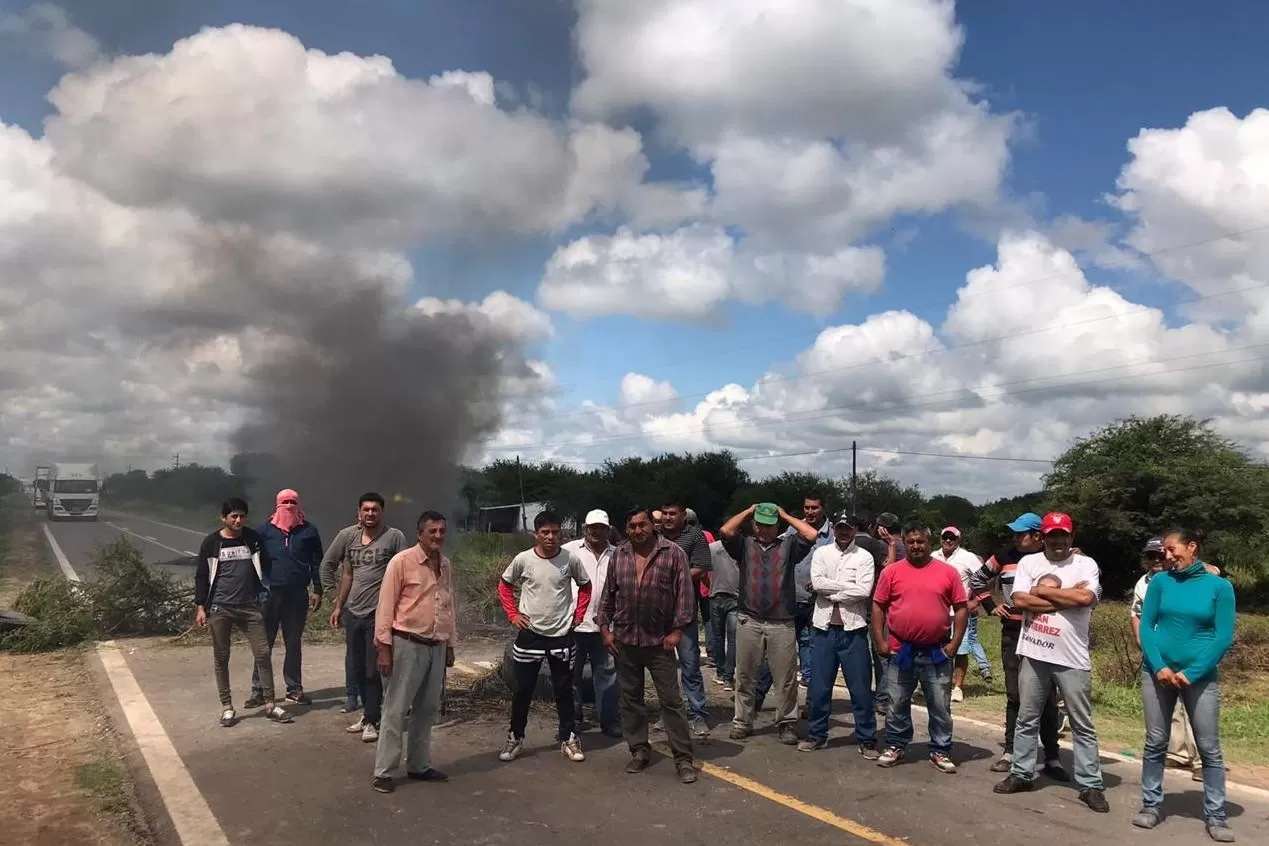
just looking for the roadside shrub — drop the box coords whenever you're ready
[89,538,192,636]
[1,578,97,652]
[1090,607,1140,686]
[450,532,533,626]
[0,537,191,653]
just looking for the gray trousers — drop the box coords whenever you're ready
[1012,658,1103,789]
[373,636,447,778]
[733,614,798,729]
[208,603,273,707]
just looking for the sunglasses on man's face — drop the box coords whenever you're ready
[941,534,957,541]
[1146,552,1164,561]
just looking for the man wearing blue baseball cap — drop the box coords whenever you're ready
[968,512,1066,780]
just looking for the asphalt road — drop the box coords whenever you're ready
[42,513,1269,846]
[46,509,210,582]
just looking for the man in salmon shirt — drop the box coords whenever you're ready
[870,526,968,773]
[371,510,456,794]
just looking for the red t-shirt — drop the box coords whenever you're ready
[873,559,966,650]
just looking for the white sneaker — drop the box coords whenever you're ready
[346,717,365,734]
[499,733,524,762]
[950,686,964,703]
[361,723,379,743]
[561,733,585,762]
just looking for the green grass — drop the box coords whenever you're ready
[957,603,1269,764]
[74,759,132,816]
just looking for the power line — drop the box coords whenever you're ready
[491,341,1269,455]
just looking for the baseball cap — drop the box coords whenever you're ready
[1142,536,1164,554]
[1041,512,1074,534]
[877,512,900,531]
[940,526,961,538]
[754,502,780,526]
[583,509,610,527]
[1006,512,1043,533]
[832,510,856,526]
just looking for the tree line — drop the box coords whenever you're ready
[101,415,1269,604]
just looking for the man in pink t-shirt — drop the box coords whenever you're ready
[870,526,968,773]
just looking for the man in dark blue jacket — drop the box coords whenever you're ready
[248,488,324,706]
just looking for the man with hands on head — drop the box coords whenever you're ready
[597,506,698,784]
[720,502,820,745]
[496,511,592,765]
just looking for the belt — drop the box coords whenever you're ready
[393,629,441,646]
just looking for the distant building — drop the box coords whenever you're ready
[476,501,575,534]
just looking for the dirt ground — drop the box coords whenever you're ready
[0,506,150,846]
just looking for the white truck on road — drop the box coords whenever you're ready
[47,462,100,521]
[32,465,51,509]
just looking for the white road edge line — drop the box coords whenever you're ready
[100,509,206,538]
[103,521,195,558]
[42,524,81,582]
[42,523,231,846]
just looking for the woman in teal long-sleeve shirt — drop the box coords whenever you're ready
[1133,528,1236,842]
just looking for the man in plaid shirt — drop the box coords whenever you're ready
[598,506,698,784]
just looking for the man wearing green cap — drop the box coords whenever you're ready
[719,502,820,744]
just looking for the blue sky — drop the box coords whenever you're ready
[5,0,1269,495]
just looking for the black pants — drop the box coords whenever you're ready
[1001,623,1061,758]
[615,642,694,764]
[251,584,308,697]
[344,610,383,727]
[509,629,575,742]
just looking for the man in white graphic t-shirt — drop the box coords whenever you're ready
[993,512,1108,814]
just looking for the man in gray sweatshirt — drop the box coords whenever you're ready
[321,492,406,742]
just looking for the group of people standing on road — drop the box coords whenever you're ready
[191,487,1240,841]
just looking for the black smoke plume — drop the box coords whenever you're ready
[137,226,534,533]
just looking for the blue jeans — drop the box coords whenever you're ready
[957,614,992,675]
[1012,658,1102,789]
[1140,669,1226,823]
[806,626,876,744]
[711,595,739,682]
[794,602,814,685]
[573,631,619,731]
[884,649,953,755]
[676,614,708,721]
[345,643,361,705]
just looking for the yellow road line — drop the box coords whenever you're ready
[651,742,909,846]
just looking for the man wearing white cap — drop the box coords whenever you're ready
[566,509,620,737]
[933,526,993,702]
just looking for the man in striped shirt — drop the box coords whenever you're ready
[968,512,1067,780]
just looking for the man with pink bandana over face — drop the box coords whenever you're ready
[249,489,325,707]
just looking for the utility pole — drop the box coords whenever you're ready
[850,440,857,513]
[172,453,180,470]
[516,455,528,532]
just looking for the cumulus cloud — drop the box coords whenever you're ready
[1,3,100,68]
[503,230,1269,501]
[1112,106,1269,322]
[41,24,687,249]
[539,225,885,320]
[572,0,1014,252]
